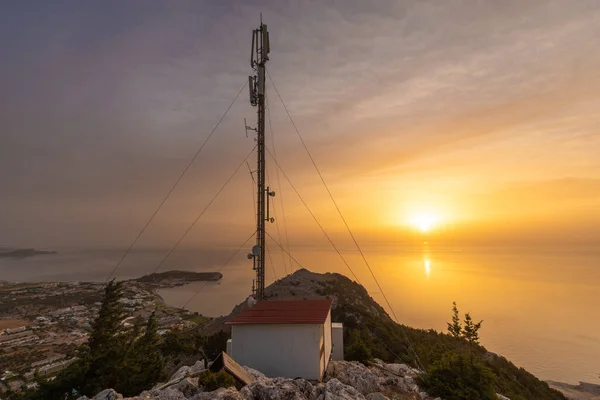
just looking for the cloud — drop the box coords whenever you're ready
[1,1,599,247]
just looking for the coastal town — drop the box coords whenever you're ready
[0,272,220,394]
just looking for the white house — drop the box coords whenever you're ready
[226,298,342,381]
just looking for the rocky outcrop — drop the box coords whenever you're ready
[325,360,432,399]
[80,359,443,400]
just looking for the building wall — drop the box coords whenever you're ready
[331,322,344,361]
[231,323,322,380]
[319,310,332,378]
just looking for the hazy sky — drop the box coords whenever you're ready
[1,1,599,249]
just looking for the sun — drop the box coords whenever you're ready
[409,212,440,232]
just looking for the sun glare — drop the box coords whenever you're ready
[424,258,431,276]
[409,212,440,232]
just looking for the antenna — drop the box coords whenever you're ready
[244,118,257,139]
[246,19,272,300]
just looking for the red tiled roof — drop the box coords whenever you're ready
[226,298,333,325]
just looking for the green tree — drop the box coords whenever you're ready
[116,312,164,396]
[447,302,462,339]
[83,280,128,395]
[161,328,199,357]
[345,329,372,365]
[137,312,163,377]
[462,312,483,358]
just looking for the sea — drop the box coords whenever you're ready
[1,244,598,385]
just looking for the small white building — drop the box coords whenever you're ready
[226,298,342,381]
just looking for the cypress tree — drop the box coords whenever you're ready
[115,312,164,396]
[84,280,128,395]
[447,302,462,339]
[462,312,483,358]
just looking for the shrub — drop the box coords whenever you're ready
[419,351,496,400]
[198,370,235,391]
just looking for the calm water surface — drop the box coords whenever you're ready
[1,245,598,384]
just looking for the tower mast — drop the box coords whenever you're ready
[248,19,273,300]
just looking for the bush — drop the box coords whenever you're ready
[198,370,235,391]
[419,351,496,400]
[345,329,372,365]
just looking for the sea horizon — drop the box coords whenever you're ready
[1,243,598,386]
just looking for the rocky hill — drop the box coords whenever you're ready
[204,269,565,400]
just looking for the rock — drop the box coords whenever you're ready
[243,366,267,380]
[170,377,199,397]
[191,387,245,400]
[325,360,423,396]
[320,378,366,400]
[404,376,420,393]
[80,359,424,400]
[131,388,187,400]
[325,361,380,395]
[91,389,123,400]
[380,362,420,378]
[93,389,123,400]
[154,388,187,400]
[169,360,206,382]
[365,393,390,400]
[242,377,317,399]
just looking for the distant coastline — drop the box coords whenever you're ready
[0,248,57,258]
[547,381,600,400]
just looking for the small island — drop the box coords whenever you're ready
[135,270,223,288]
[0,248,57,258]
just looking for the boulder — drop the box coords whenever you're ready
[170,377,200,397]
[91,389,123,400]
[191,387,245,400]
[380,363,420,378]
[320,378,366,400]
[325,361,380,395]
[169,360,206,382]
[404,376,420,393]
